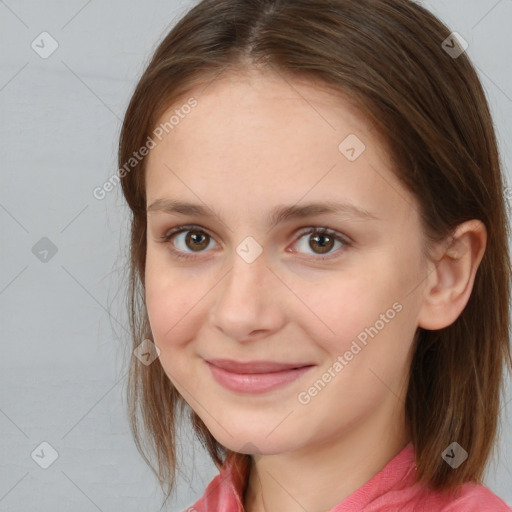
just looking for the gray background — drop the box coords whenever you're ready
[1,0,511,510]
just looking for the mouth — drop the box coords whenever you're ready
[204,358,316,394]
[205,358,315,373]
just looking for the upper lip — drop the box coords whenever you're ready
[206,358,314,374]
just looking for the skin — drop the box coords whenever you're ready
[144,66,487,512]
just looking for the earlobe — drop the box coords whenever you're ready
[417,220,487,331]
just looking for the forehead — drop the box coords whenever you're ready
[155,68,374,149]
[144,69,413,224]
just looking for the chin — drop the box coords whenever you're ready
[208,426,297,456]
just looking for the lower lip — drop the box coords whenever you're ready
[206,362,314,394]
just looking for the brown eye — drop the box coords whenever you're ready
[160,226,218,259]
[185,230,210,251]
[293,227,349,259]
[160,225,349,262]
[309,232,335,254]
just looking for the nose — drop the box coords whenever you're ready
[208,251,286,342]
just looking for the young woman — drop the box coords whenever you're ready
[118,0,512,510]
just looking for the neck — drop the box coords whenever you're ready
[243,406,409,512]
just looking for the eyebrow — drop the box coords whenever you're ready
[146,199,380,228]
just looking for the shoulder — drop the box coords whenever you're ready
[437,482,511,512]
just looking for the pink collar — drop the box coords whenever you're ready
[191,443,416,512]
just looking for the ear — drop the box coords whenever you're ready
[417,219,487,331]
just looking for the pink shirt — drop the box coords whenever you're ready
[186,443,511,511]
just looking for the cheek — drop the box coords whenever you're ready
[144,252,200,350]
[144,266,208,394]
[294,272,396,350]
[294,277,414,419]
[294,250,419,362]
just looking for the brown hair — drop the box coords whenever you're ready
[118,0,512,502]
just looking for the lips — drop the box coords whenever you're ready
[205,358,315,394]
[205,358,314,374]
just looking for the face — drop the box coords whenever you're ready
[144,67,429,456]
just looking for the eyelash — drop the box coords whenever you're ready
[158,224,351,261]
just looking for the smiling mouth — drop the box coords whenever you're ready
[205,359,315,394]
[205,358,315,373]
